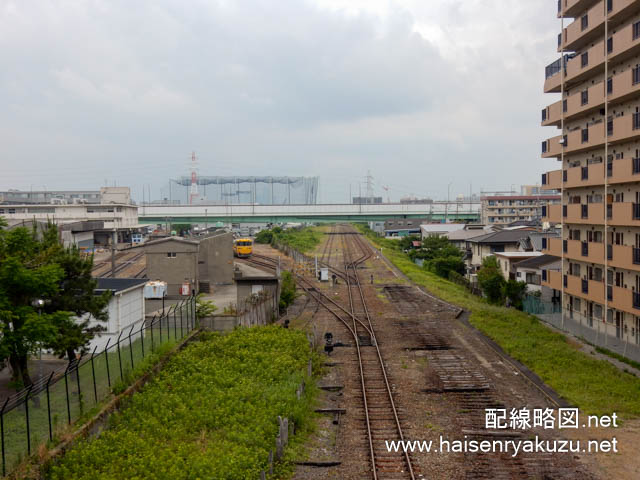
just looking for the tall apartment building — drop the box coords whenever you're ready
[481,194,561,225]
[541,0,640,349]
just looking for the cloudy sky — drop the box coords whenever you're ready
[0,0,561,202]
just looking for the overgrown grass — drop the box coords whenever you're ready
[48,327,317,480]
[275,227,322,253]
[356,224,640,418]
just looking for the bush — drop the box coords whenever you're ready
[503,279,527,310]
[279,271,297,311]
[254,230,273,244]
[448,270,470,289]
[477,256,506,304]
[427,255,466,278]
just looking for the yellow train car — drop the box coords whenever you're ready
[233,238,253,258]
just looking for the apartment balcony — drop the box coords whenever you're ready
[558,0,640,53]
[609,156,640,185]
[543,236,564,256]
[564,202,604,224]
[565,238,605,264]
[609,244,640,272]
[609,285,640,317]
[564,20,640,90]
[544,59,640,127]
[542,269,563,291]
[542,203,563,224]
[542,169,562,190]
[542,115,640,159]
[566,274,606,304]
[559,0,601,18]
[541,135,564,158]
[564,162,604,188]
[541,100,563,127]
[608,202,640,226]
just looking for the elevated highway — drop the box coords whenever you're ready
[139,202,480,224]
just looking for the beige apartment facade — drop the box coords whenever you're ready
[541,0,640,352]
[481,195,561,225]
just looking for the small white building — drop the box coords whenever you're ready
[419,223,466,239]
[494,251,543,280]
[86,278,147,352]
[515,254,561,300]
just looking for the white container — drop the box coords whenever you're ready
[144,281,167,299]
[319,268,329,282]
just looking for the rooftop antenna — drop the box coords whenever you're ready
[189,151,199,205]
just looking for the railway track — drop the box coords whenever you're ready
[92,250,145,278]
[340,225,416,479]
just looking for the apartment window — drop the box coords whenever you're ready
[581,52,588,68]
[607,117,613,136]
[581,204,589,219]
[563,205,568,217]
[542,205,547,217]
[633,246,640,265]
[581,90,588,105]
[8,208,15,214]
[563,134,568,147]
[541,140,548,154]
[608,285,613,301]
[594,304,603,319]
[607,0,613,12]
[570,229,581,240]
[557,33,562,48]
[634,203,640,220]
[166,252,177,258]
[607,158,613,177]
[634,21,640,41]
[582,279,589,294]
[541,173,547,185]
[607,76,613,95]
[607,203,613,219]
[563,239,568,252]
[541,108,547,122]
[607,37,613,54]
[542,269,548,282]
[581,15,588,31]
[564,274,568,288]
[563,170,568,182]
[633,65,640,85]
[563,99,567,113]
[581,129,589,144]
[581,241,589,257]
[542,237,548,249]
[634,150,640,174]
[608,243,613,260]
[634,109,640,131]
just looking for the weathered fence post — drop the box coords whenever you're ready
[104,338,112,387]
[25,384,33,455]
[139,321,145,358]
[116,330,125,381]
[90,346,98,404]
[128,324,135,369]
[46,372,54,441]
[150,315,156,352]
[1,397,8,476]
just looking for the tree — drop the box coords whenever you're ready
[429,255,466,278]
[0,226,69,387]
[255,230,274,244]
[44,243,111,363]
[171,224,191,236]
[477,256,506,304]
[279,271,297,311]
[195,293,217,319]
[399,235,420,252]
[503,279,527,310]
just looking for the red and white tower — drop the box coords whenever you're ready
[189,151,199,205]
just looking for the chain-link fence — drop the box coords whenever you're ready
[523,295,640,364]
[0,296,196,476]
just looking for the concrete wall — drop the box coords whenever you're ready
[145,239,199,296]
[198,232,234,287]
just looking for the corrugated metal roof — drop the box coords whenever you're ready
[95,278,147,293]
[467,229,535,244]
